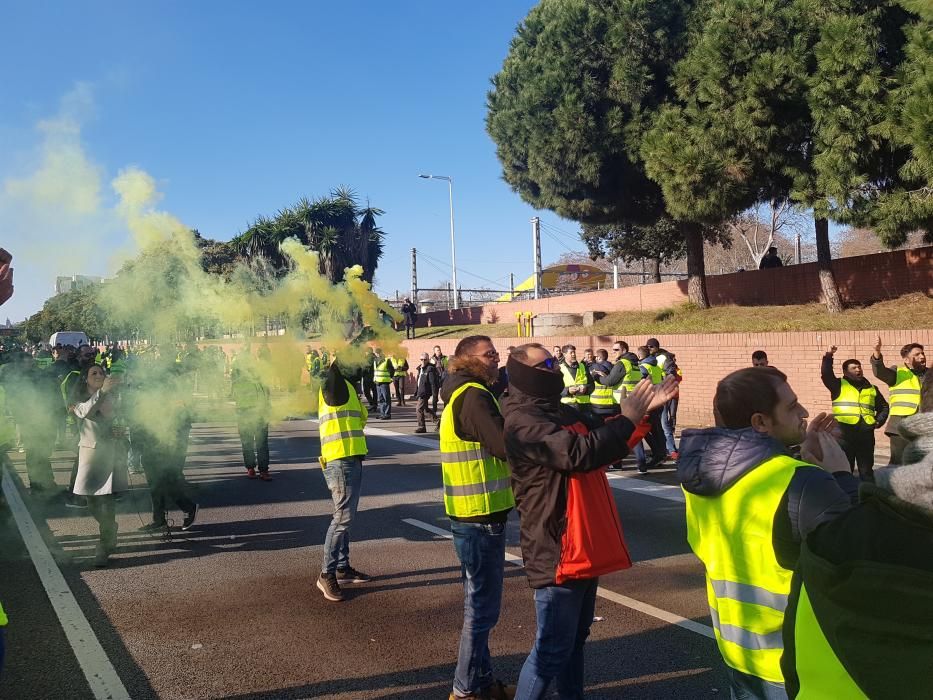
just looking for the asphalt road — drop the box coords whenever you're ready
[3,404,740,699]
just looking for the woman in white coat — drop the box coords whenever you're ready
[70,364,128,567]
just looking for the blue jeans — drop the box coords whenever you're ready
[661,398,678,454]
[727,667,787,700]
[376,383,392,418]
[321,457,363,574]
[515,577,598,700]
[451,521,507,697]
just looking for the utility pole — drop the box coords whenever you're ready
[531,217,543,299]
[795,232,802,265]
[509,272,515,300]
[613,261,619,289]
[447,281,452,310]
[411,248,418,303]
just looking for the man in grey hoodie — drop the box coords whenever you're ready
[678,367,858,699]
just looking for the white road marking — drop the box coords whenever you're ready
[306,417,440,450]
[402,517,714,640]
[1,468,131,700]
[605,473,685,503]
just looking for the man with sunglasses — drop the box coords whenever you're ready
[439,335,515,700]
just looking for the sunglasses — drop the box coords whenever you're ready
[534,357,558,370]
[473,350,500,359]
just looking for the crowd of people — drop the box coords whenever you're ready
[2,324,930,698]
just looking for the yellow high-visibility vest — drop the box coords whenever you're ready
[643,362,663,384]
[373,359,392,384]
[831,379,877,425]
[440,382,514,517]
[684,454,809,683]
[391,357,407,378]
[560,362,591,405]
[318,381,368,462]
[889,367,921,417]
[0,600,7,627]
[790,582,869,699]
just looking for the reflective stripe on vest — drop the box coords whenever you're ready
[590,381,616,406]
[612,360,642,403]
[560,363,591,405]
[792,583,869,699]
[684,454,809,683]
[889,367,921,417]
[440,382,514,517]
[831,379,877,425]
[373,359,392,383]
[318,382,367,461]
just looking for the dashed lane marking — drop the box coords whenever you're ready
[605,473,685,503]
[402,517,714,640]
[1,467,131,700]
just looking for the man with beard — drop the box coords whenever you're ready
[439,335,514,700]
[871,338,927,464]
[677,367,858,698]
[822,346,888,481]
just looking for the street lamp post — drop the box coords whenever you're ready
[418,174,459,310]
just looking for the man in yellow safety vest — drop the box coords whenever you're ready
[677,367,858,698]
[558,344,593,409]
[316,358,370,602]
[821,346,888,482]
[372,349,395,419]
[439,335,515,700]
[871,337,926,464]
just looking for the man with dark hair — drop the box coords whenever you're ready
[401,298,418,339]
[647,338,680,460]
[551,345,564,365]
[752,350,769,367]
[503,343,676,698]
[759,247,783,269]
[439,335,514,700]
[372,348,395,419]
[558,344,593,410]
[632,346,668,473]
[678,367,858,698]
[871,337,927,463]
[822,346,888,481]
[412,352,440,434]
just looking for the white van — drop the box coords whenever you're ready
[49,331,90,348]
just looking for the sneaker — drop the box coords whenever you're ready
[336,566,371,584]
[246,467,257,479]
[316,572,344,601]
[258,471,272,481]
[414,427,427,434]
[138,521,167,533]
[637,465,649,475]
[669,450,680,461]
[65,494,88,509]
[93,544,110,568]
[181,504,199,531]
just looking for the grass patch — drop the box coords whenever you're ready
[412,293,933,339]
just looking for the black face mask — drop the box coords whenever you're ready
[507,356,565,399]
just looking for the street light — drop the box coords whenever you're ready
[418,173,459,310]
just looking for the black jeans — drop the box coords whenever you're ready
[237,411,269,471]
[839,423,875,481]
[137,426,196,523]
[393,377,407,405]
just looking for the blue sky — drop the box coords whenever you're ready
[1,1,594,323]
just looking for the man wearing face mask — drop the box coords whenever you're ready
[677,367,859,699]
[502,343,677,699]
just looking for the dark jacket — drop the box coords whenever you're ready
[870,355,926,435]
[413,362,439,399]
[821,355,889,430]
[502,383,635,588]
[678,428,859,569]
[782,484,933,698]
[598,352,641,387]
[401,302,417,324]
[440,370,509,523]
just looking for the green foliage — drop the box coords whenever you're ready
[486,0,693,226]
[230,188,386,284]
[22,285,119,342]
[580,217,730,266]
